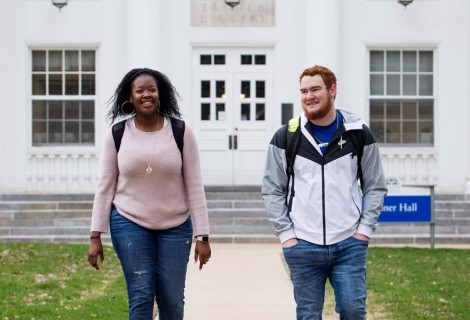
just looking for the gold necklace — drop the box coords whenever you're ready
[135,116,161,175]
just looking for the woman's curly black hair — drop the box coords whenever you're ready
[107,68,181,123]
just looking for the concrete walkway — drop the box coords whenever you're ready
[184,243,296,320]
[185,243,470,320]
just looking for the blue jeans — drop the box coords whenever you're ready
[110,208,193,320]
[283,237,369,320]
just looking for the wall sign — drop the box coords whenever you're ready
[191,0,275,27]
[379,194,431,222]
[378,185,435,248]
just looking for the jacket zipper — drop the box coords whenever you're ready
[318,125,344,246]
[321,157,326,245]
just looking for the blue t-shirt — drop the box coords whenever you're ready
[310,111,343,154]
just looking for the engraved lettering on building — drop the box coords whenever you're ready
[191,0,275,27]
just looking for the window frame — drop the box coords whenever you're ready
[368,48,435,147]
[30,48,97,148]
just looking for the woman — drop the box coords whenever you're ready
[87,68,211,320]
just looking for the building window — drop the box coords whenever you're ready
[199,80,226,121]
[200,54,226,65]
[241,54,266,65]
[31,49,96,146]
[239,80,266,122]
[369,50,434,146]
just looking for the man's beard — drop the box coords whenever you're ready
[305,95,333,121]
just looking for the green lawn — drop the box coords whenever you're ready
[0,243,127,320]
[366,247,470,319]
[0,243,469,319]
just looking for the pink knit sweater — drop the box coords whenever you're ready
[90,117,209,236]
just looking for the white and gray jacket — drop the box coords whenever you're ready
[261,109,388,245]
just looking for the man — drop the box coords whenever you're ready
[261,65,387,320]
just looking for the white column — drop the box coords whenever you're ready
[126,0,162,70]
[99,0,128,143]
[466,1,470,193]
[303,0,340,71]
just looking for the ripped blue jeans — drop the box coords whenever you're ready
[110,207,193,320]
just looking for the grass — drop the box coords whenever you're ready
[0,243,127,320]
[0,244,469,320]
[321,247,470,319]
[366,247,470,319]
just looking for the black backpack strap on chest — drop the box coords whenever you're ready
[285,116,302,212]
[111,117,185,159]
[112,119,126,153]
[169,117,185,159]
[349,131,365,191]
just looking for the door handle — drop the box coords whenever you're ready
[234,135,238,150]
[228,135,232,150]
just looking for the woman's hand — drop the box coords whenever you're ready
[194,241,211,270]
[88,237,105,271]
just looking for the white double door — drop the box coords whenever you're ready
[194,72,273,185]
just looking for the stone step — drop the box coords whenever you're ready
[0,194,94,201]
[0,191,469,245]
[0,191,270,242]
[206,192,261,201]
[2,226,90,237]
[0,234,112,243]
[0,211,269,230]
[0,201,93,211]
[207,200,264,209]
[0,209,92,219]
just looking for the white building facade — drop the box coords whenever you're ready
[1,0,469,195]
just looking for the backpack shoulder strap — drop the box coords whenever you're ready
[112,119,127,152]
[112,118,185,157]
[170,117,185,158]
[350,130,365,191]
[286,116,301,171]
[285,116,302,211]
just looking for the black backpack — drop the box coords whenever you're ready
[284,116,364,212]
[112,117,185,159]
